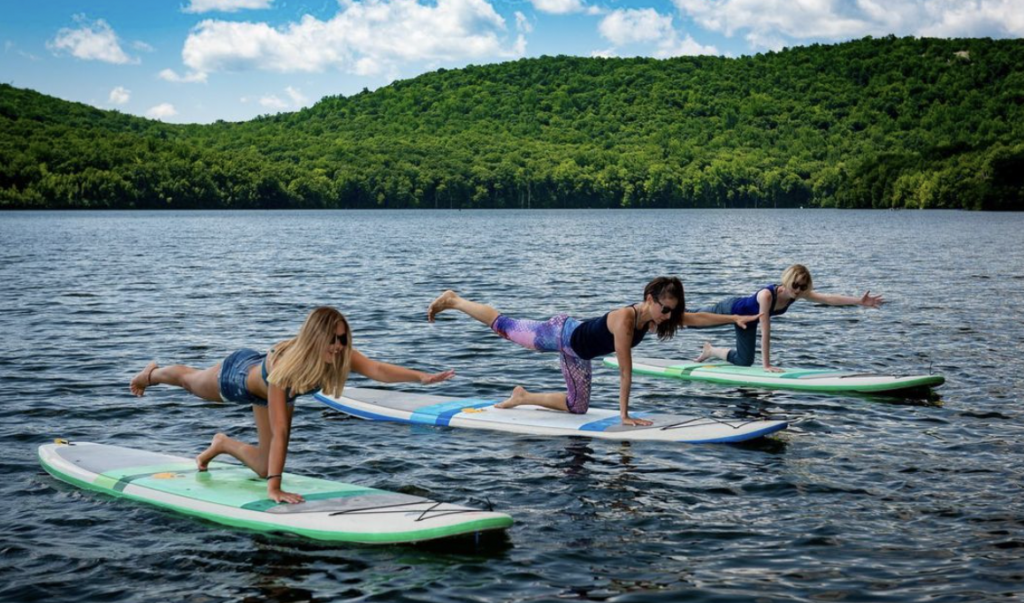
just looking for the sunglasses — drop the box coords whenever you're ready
[650,295,676,315]
[330,333,349,346]
[791,281,808,291]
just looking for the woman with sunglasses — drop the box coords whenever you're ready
[129,306,454,504]
[694,264,885,372]
[427,277,756,427]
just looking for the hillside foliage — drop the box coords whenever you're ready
[2,36,1023,210]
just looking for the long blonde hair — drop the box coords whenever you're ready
[780,264,813,293]
[267,306,352,398]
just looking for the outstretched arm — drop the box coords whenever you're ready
[805,290,885,308]
[684,311,761,329]
[350,348,455,384]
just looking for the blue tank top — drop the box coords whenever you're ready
[730,284,792,317]
[569,307,649,360]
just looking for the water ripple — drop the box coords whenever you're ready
[2,209,1023,602]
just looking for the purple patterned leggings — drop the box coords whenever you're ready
[490,313,592,414]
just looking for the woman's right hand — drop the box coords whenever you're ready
[733,313,762,329]
[269,487,305,504]
[763,364,785,374]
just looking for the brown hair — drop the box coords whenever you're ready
[267,306,352,398]
[644,276,685,340]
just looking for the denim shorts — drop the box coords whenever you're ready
[218,349,268,406]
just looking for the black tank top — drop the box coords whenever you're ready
[569,306,648,360]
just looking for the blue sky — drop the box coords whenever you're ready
[2,0,1022,124]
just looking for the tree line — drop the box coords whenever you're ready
[2,35,1022,210]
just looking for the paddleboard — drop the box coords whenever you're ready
[38,440,512,544]
[604,356,945,394]
[314,387,787,443]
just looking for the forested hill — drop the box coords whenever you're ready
[2,35,1023,210]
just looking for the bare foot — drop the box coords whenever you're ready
[694,342,714,363]
[495,386,527,409]
[196,433,227,471]
[130,361,158,396]
[427,290,458,323]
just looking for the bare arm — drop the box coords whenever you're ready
[350,348,455,384]
[265,384,302,504]
[608,309,653,427]
[757,290,782,372]
[805,290,885,308]
[684,311,761,329]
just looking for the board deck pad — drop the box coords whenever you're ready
[39,441,512,544]
[605,356,945,393]
[315,387,787,443]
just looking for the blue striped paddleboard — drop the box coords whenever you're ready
[315,388,787,443]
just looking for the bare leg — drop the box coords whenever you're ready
[195,404,294,475]
[134,363,223,402]
[695,341,729,363]
[495,385,569,412]
[428,290,500,325]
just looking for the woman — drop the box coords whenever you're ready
[129,306,454,504]
[427,277,756,427]
[694,264,885,372]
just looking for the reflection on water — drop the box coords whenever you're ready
[2,209,1023,602]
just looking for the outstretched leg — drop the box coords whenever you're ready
[131,361,223,402]
[428,290,500,325]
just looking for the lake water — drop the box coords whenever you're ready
[1,209,1023,602]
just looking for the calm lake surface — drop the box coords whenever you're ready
[1,209,1023,602]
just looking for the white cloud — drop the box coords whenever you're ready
[599,8,674,46]
[285,86,308,105]
[673,0,1024,51]
[146,103,178,120]
[177,0,523,78]
[656,35,719,58]
[109,86,130,105]
[529,0,585,15]
[159,68,209,83]
[132,40,155,52]
[597,8,719,57]
[184,0,274,13]
[259,95,289,109]
[515,11,533,34]
[48,15,137,64]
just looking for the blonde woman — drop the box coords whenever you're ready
[129,306,454,504]
[694,264,885,372]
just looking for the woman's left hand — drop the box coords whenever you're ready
[420,369,456,385]
[860,291,885,308]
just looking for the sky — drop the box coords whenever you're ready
[2,0,1023,124]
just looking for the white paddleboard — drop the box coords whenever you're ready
[605,356,945,394]
[39,440,512,544]
[315,388,787,443]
